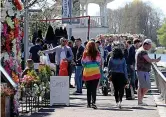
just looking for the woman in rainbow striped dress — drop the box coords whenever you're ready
[82,41,101,109]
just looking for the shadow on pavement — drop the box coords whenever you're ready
[21,106,66,117]
[69,103,86,107]
[21,112,51,117]
[131,106,157,110]
[98,107,133,111]
[98,105,157,111]
[70,97,111,101]
[157,104,166,107]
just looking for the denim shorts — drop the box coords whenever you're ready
[137,71,151,89]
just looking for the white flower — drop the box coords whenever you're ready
[3,53,9,60]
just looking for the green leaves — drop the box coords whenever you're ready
[38,64,52,82]
[157,19,166,47]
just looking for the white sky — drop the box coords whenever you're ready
[88,0,166,16]
[34,0,166,16]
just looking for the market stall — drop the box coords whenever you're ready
[1,0,24,116]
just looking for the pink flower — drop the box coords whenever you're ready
[4,61,11,75]
[3,23,7,37]
[16,40,20,55]
[17,66,22,74]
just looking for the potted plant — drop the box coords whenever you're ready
[38,64,52,99]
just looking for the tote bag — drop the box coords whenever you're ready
[59,59,68,76]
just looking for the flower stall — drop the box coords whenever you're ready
[1,65,18,117]
[1,0,24,116]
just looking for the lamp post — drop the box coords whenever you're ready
[23,0,42,66]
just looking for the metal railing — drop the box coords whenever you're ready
[18,68,55,116]
[77,16,108,28]
[19,86,49,116]
[152,63,166,103]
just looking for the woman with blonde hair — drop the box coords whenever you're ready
[82,41,101,109]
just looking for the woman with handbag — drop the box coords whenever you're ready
[82,41,101,109]
[108,48,128,108]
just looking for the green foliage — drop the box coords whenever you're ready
[155,48,166,54]
[157,19,166,47]
[150,42,156,53]
[38,65,52,82]
[29,13,49,40]
[108,0,162,44]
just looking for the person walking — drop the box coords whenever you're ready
[108,48,128,108]
[135,39,160,106]
[82,41,101,109]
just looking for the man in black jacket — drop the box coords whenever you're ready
[128,39,141,93]
[74,38,84,94]
[124,40,132,65]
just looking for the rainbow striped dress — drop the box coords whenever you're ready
[82,54,101,81]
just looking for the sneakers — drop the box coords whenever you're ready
[70,84,75,88]
[87,105,91,108]
[116,102,122,109]
[73,91,82,95]
[138,102,148,106]
[87,104,97,109]
[119,102,122,109]
[91,104,97,109]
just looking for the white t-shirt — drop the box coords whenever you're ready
[60,47,66,61]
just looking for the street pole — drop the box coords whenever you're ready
[23,0,42,68]
[68,0,72,40]
[24,0,29,66]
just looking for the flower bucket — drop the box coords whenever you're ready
[1,96,11,117]
[1,96,6,117]
[5,96,11,117]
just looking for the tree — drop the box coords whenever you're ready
[157,19,166,47]
[108,0,162,44]
[28,0,61,39]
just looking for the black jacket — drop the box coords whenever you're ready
[124,49,129,65]
[75,46,84,66]
[128,45,136,65]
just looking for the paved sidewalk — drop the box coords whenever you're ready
[23,88,160,117]
[22,74,166,117]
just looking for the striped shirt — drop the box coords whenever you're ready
[82,54,101,81]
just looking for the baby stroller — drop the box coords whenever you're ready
[100,67,112,96]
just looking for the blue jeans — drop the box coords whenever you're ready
[129,66,136,90]
[75,66,83,92]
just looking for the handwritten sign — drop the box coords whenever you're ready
[50,76,69,106]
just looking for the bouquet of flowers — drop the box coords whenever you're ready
[21,70,39,87]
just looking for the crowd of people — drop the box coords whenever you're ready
[27,34,161,109]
